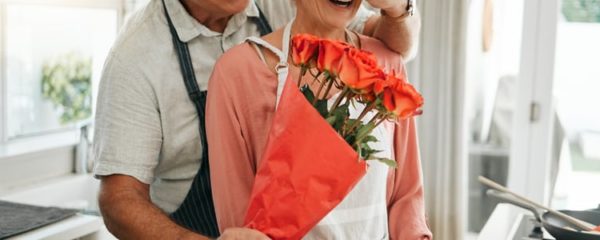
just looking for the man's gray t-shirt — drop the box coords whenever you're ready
[93,0,374,213]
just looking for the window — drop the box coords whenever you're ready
[551,0,600,210]
[0,0,122,145]
[465,0,600,238]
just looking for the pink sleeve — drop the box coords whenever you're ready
[206,60,255,233]
[386,118,433,240]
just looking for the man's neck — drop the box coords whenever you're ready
[181,0,231,33]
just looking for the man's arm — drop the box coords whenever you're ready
[99,175,206,240]
[99,175,271,240]
[363,0,421,61]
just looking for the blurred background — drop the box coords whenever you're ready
[0,0,598,239]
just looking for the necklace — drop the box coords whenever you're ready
[344,29,358,48]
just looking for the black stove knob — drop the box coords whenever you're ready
[528,226,544,239]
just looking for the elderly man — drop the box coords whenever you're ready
[93,0,420,239]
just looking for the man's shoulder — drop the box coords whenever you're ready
[109,1,169,64]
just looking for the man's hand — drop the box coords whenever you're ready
[218,228,271,240]
[367,0,408,18]
[363,0,420,60]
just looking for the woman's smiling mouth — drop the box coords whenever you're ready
[329,0,353,8]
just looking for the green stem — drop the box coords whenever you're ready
[329,86,350,115]
[322,76,336,100]
[310,69,323,79]
[355,115,388,144]
[345,102,377,136]
[341,116,350,136]
[341,106,352,136]
[373,116,387,128]
[297,66,307,87]
[367,112,383,126]
[313,76,330,105]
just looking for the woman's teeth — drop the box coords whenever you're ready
[329,0,353,7]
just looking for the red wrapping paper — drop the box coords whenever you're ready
[244,76,368,240]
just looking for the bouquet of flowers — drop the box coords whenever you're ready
[243,34,424,240]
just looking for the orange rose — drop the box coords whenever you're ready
[317,39,349,75]
[382,73,423,119]
[373,76,388,95]
[338,48,385,94]
[291,34,320,67]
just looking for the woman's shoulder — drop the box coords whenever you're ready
[210,41,273,94]
[212,41,273,80]
[216,42,259,68]
[356,34,405,72]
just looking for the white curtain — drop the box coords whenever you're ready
[407,1,469,239]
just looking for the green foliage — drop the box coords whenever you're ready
[41,53,92,124]
[301,85,330,117]
[562,0,600,23]
[300,86,397,168]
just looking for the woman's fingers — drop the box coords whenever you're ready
[218,228,271,240]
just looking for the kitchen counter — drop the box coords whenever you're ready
[0,174,115,240]
[479,203,555,240]
[5,214,104,240]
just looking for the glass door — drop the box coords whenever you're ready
[550,0,600,211]
[466,0,600,237]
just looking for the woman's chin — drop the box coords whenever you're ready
[323,19,353,30]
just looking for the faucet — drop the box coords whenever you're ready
[75,120,92,174]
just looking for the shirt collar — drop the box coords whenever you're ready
[164,0,260,42]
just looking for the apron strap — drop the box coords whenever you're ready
[252,3,272,36]
[246,20,294,109]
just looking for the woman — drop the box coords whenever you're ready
[206,1,431,239]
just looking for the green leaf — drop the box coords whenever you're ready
[355,122,375,142]
[332,102,350,118]
[301,85,315,103]
[326,116,337,125]
[362,150,380,159]
[344,119,360,132]
[345,136,355,145]
[373,158,398,168]
[361,135,378,143]
[328,103,350,132]
[315,99,329,117]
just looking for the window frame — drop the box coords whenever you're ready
[506,0,558,204]
[0,2,5,145]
